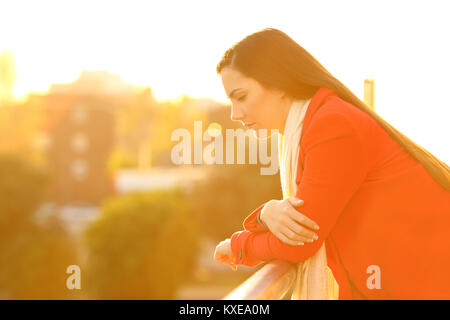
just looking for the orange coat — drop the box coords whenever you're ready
[230,87,450,299]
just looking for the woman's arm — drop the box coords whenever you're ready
[241,202,269,232]
[247,198,318,245]
[231,111,369,266]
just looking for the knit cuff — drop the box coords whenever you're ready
[230,230,264,267]
[256,211,268,228]
[243,202,269,232]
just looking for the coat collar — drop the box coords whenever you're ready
[301,87,336,138]
[295,87,337,184]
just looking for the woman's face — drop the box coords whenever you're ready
[220,66,293,138]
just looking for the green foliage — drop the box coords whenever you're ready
[107,148,138,173]
[0,220,81,299]
[0,153,80,299]
[0,153,51,228]
[83,188,199,299]
[189,164,282,241]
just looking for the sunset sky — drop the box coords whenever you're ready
[1,0,449,163]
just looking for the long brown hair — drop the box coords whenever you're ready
[217,28,450,192]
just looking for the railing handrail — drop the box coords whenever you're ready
[223,260,296,300]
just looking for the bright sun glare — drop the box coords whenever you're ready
[1,0,449,163]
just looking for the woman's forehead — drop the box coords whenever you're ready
[221,68,255,90]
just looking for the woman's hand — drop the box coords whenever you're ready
[260,197,320,246]
[214,238,237,271]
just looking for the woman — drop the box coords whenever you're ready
[213,28,450,299]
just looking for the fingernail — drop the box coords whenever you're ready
[308,238,314,243]
[315,226,320,230]
[313,234,318,240]
[297,242,304,246]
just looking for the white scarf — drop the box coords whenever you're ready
[278,98,339,300]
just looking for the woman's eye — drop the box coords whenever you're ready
[237,95,246,102]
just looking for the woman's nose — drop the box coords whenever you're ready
[230,104,244,121]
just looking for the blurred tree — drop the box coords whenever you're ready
[149,98,207,167]
[83,188,199,299]
[0,153,51,230]
[106,148,138,173]
[0,97,46,155]
[115,90,156,161]
[0,219,81,299]
[0,153,81,299]
[112,93,226,169]
[0,50,16,106]
[189,164,282,241]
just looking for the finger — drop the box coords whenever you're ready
[281,225,315,243]
[215,257,227,266]
[216,256,232,267]
[288,207,320,231]
[215,253,229,263]
[287,197,304,208]
[287,197,304,206]
[281,225,315,242]
[285,219,318,241]
[287,197,304,207]
[226,259,238,271]
[217,254,235,266]
[214,254,224,264]
[277,231,304,246]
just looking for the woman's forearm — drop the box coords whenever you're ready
[231,229,324,266]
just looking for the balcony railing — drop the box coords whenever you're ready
[223,260,296,300]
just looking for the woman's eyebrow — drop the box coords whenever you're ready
[227,88,242,99]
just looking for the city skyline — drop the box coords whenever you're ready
[1,0,449,164]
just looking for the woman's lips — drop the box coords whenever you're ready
[245,122,256,129]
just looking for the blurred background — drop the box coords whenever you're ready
[0,0,449,299]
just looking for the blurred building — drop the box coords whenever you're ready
[41,93,115,205]
[31,70,154,205]
[49,70,136,96]
[114,166,207,194]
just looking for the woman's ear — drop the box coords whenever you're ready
[267,86,285,99]
[280,91,294,106]
[276,88,291,100]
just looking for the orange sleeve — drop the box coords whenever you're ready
[231,111,369,266]
[242,202,269,232]
[228,202,269,267]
